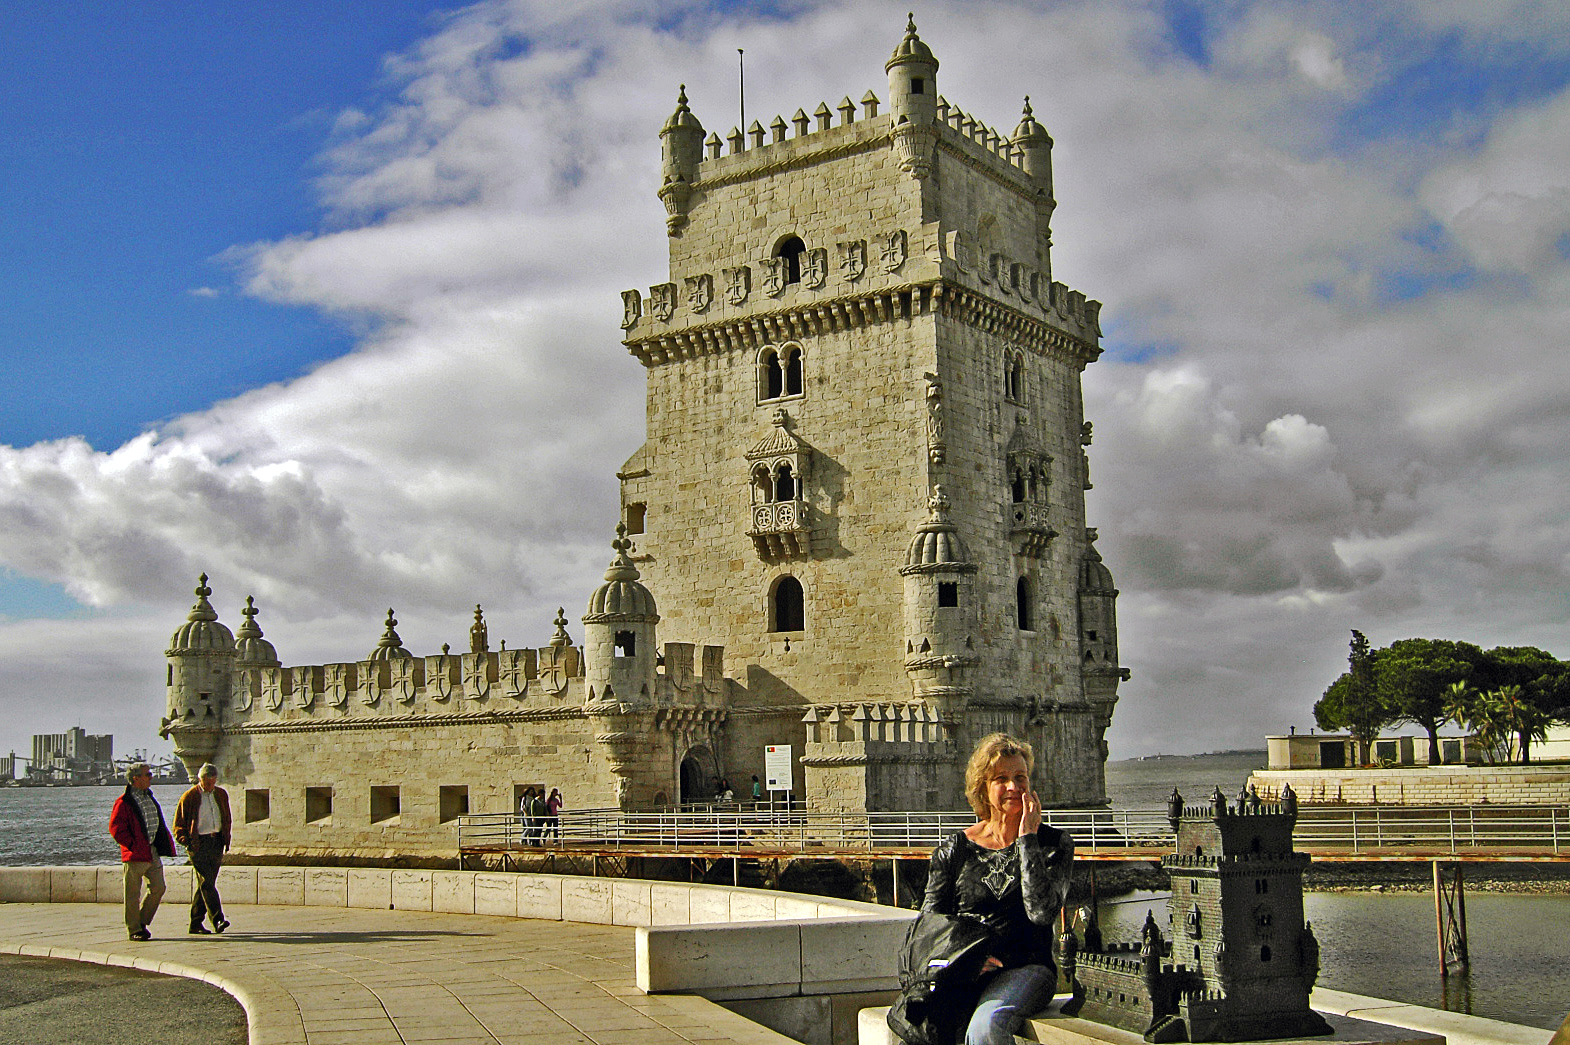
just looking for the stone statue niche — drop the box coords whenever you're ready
[1060,784,1331,1043]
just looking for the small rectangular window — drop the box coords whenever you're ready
[305,786,333,824]
[626,502,646,535]
[912,77,925,95]
[245,789,270,824]
[370,786,401,824]
[937,582,958,608]
[439,785,469,824]
[614,630,636,657]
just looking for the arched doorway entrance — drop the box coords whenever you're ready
[679,744,717,806]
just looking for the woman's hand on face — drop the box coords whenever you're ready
[982,956,1002,973]
[1021,790,1042,834]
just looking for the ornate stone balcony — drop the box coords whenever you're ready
[748,499,810,561]
[1007,500,1056,558]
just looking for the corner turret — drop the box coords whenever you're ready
[367,608,413,661]
[886,14,938,125]
[887,15,940,180]
[900,486,979,720]
[233,595,279,668]
[163,574,235,778]
[583,525,660,703]
[1011,97,1057,263]
[659,85,705,234]
[1078,528,1125,762]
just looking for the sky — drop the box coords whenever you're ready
[2,0,1569,766]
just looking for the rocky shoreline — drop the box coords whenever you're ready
[1076,859,1570,897]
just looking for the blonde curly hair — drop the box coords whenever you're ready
[964,732,1035,818]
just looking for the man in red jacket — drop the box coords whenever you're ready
[108,762,175,940]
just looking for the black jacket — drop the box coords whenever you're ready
[921,825,1074,971]
[886,910,996,1045]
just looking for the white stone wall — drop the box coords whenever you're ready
[1250,765,1570,805]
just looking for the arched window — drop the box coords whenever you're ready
[775,464,796,502]
[760,348,783,400]
[1006,352,1025,402]
[1011,468,1026,504]
[772,576,805,632]
[1016,576,1033,631]
[752,465,773,505]
[783,346,803,396]
[777,236,805,284]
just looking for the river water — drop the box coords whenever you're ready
[2,757,1564,1030]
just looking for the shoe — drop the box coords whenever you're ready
[130,928,151,941]
[189,924,212,935]
[212,919,229,934]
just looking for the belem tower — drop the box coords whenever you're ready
[161,19,1129,859]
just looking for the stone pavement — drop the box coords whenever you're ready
[0,902,800,1045]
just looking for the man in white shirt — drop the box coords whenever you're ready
[174,763,232,935]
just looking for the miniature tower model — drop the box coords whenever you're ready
[1066,784,1329,1042]
[617,16,1125,811]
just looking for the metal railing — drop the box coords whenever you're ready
[458,803,1568,857]
[458,806,1174,854]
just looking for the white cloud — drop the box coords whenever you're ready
[3,0,1570,762]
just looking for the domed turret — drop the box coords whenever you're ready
[583,526,660,703]
[1079,528,1117,593]
[164,574,234,779]
[1078,528,1123,763]
[233,595,279,667]
[904,486,971,567]
[168,573,235,653]
[900,487,978,717]
[659,85,706,233]
[367,608,413,661]
[1011,97,1054,188]
[885,14,941,183]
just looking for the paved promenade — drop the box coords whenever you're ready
[0,902,797,1045]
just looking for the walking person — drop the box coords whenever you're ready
[108,762,174,940]
[526,787,548,846]
[174,763,232,934]
[544,788,562,843]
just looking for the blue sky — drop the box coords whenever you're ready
[0,2,459,452]
[2,0,1570,762]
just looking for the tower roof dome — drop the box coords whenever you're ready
[584,526,659,622]
[167,574,235,654]
[903,486,974,569]
[368,608,413,661]
[1079,528,1117,592]
[1012,96,1052,144]
[886,13,938,71]
[233,595,279,666]
[661,85,704,135]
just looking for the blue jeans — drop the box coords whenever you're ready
[965,963,1056,1045]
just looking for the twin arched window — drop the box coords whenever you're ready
[1005,351,1025,402]
[759,344,804,402]
[751,462,796,504]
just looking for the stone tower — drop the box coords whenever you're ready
[617,17,1124,810]
[162,574,235,779]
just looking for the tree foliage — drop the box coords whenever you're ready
[1317,633,1569,766]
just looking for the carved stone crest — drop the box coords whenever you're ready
[685,273,713,313]
[290,666,315,710]
[723,265,751,305]
[324,663,350,708]
[426,652,455,702]
[649,282,676,321]
[761,257,787,297]
[262,669,284,711]
[234,667,256,712]
[881,230,907,272]
[388,658,418,704]
[620,289,642,330]
[358,663,380,707]
[803,247,828,288]
[463,652,491,701]
[839,239,866,281]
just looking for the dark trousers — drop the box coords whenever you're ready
[188,835,225,928]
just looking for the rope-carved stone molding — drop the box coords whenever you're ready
[800,752,955,767]
[625,279,1098,369]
